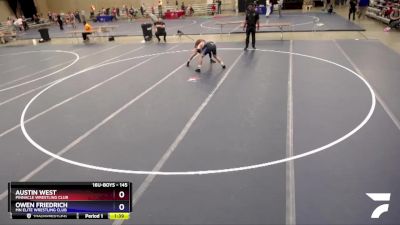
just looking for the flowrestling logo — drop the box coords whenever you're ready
[366,193,391,219]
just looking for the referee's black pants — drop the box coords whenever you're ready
[245,26,256,48]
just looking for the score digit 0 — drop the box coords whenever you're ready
[119,191,125,198]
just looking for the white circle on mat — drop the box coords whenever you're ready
[20,48,376,175]
[0,50,80,92]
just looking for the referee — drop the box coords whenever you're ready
[243,4,260,50]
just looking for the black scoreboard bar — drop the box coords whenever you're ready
[11,213,110,219]
[8,182,132,220]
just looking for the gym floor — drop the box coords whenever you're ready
[1,7,400,225]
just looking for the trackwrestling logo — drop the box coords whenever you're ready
[366,193,391,219]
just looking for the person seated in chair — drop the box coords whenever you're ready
[188,5,194,16]
[13,18,24,31]
[128,7,136,20]
[327,4,334,14]
[211,4,216,15]
[0,31,5,44]
[33,14,41,24]
[384,8,400,31]
[82,21,93,41]
[154,18,167,42]
[384,6,394,18]
[21,16,29,30]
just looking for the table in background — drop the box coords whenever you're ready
[97,15,113,22]
[164,10,185,19]
[256,5,267,15]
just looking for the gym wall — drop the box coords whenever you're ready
[0,0,14,21]
[35,0,235,15]
[33,0,49,16]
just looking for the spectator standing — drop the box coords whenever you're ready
[217,0,222,14]
[70,12,76,28]
[270,0,277,14]
[52,12,57,22]
[140,3,145,16]
[64,13,70,24]
[81,10,86,23]
[277,0,282,16]
[90,10,95,20]
[74,10,81,23]
[56,14,63,30]
[323,0,331,11]
[47,11,52,21]
[357,0,369,19]
[189,5,194,15]
[349,0,357,20]
[266,0,271,16]
[128,7,134,20]
[112,7,118,21]
[158,1,163,18]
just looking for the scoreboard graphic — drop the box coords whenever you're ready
[8,182,132,220]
